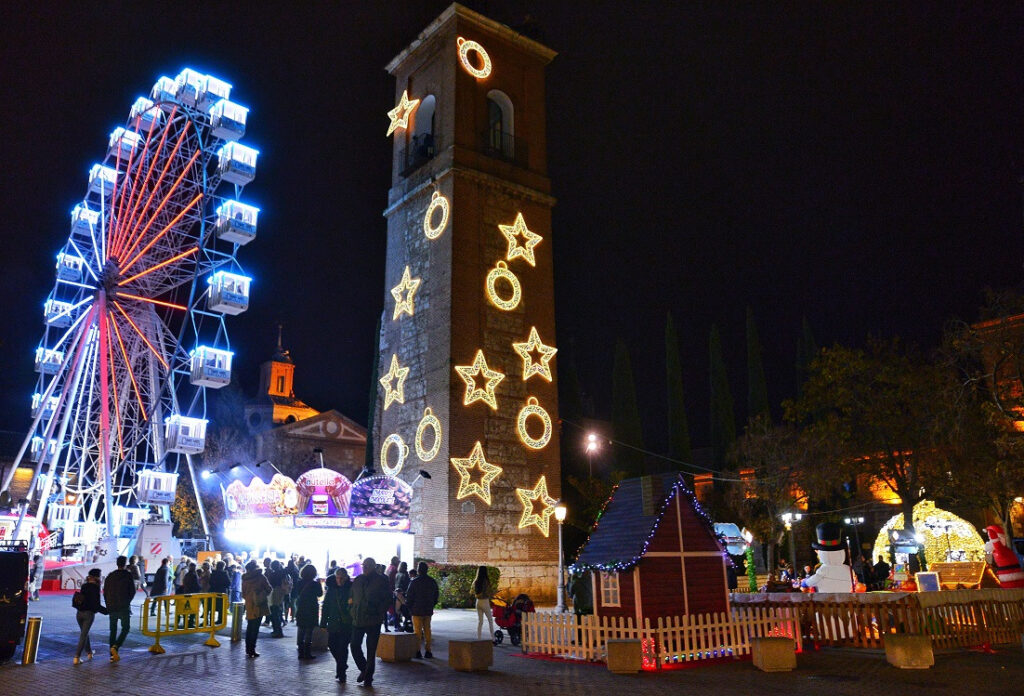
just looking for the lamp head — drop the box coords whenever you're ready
[554,504,567,522]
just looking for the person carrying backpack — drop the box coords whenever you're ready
[73,569,107,664]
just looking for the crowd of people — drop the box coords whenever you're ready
[71,551,453,688]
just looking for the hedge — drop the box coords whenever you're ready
[415,560,500,608]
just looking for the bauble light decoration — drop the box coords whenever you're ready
[415,406,442,462]
[485,260,521,311]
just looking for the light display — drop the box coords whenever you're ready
[379,353,410,410]
[457,36,492,79]
[450,441,502,505]
[415,406,442,462]
[485,260,521,311]
[379,433,408,477]
[498,212,542,267]
[390,265,422,320]
[423,191,450,240]
[386,90,420,137]
[870,500,986,565]
[517,397,552,450]
[516,475,557,537]
[454,349,505,410]
[512,326,557,382]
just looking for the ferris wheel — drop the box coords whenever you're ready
[0,68,259,545]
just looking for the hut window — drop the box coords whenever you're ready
[599,571,620,607]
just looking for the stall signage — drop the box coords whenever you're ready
[295,469,352,517]
[223,473,299,518]
[349,475,412,520]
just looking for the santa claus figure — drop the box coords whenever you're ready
[802,522,854,593]
[984,524,1024,588]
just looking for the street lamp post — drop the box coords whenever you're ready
[780,512,802,577]
[844,516,865,559]
[585,434,599,479]
[555,503,567,611]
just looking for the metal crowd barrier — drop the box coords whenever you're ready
[140,593,228,654]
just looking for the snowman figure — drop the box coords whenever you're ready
[802,522,853,593]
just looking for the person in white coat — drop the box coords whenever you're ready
[802,523,853,593]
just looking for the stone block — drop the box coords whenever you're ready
[751,637,796,672]
[606,639,642,674]
[378,631,420,662]
[448,639,493,672]
[884,634,934,669]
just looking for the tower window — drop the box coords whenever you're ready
[403,94,436,176]
[276,375,285,393]
[484,90,518,163]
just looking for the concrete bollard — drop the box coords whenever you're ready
[21,617,41,665]
[606,639,643,674]
[449,639,493,672]
[378,632,419,662]
[750,637,796,672]
[884,634,934,669]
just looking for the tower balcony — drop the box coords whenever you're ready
[398,133,436,177]
[480,129,529,168]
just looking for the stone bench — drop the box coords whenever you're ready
[884,634,934,669]
[449,639,493,672]
[606,639,642,674]
[751,637,796,672]
[378,631,420,662]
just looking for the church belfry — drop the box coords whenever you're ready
[377,4,560,598]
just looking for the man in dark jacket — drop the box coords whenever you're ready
[102,555,136,661]
[321,567,353,682]
[349,558,392,687]
[209,560,232,623]
[405,561,439,659]
[149,557,171,616]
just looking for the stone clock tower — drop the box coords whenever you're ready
[376,4,560,598]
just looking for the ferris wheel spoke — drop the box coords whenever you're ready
[120,193,204,274]
[110,115,162,259]
[108,310,148,422]
[66,238,101,283]
[118,246,198,287]
[114,110,178,258]
[107,116,147,260]
[113,291,187,311]
[111,299,169,370]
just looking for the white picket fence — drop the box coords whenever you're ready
[522,606,801,667]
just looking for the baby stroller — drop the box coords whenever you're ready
[491,593,535,646]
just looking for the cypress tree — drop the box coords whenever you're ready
[612,339,645,477]
[665,313,692,466]
[795,316,818,393]
[746,307,769,422]
[709,324,736,470]
[363,314,382,474]
[559,340,585,421]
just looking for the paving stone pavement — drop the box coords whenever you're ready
[1,594,1021,696]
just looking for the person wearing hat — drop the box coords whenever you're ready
[74,569,108,665]
[801,522,854,593]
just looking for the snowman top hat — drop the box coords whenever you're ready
[812,522,844,551]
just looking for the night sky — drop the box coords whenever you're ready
[1,2,1021,455]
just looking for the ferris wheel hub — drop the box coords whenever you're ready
[99,259,122,291]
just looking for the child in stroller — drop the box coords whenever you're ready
[491,593,535,646]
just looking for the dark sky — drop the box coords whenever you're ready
[1,2,1021,455]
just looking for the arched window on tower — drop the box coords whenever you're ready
[403,94,436,175]
[485,90,515,160]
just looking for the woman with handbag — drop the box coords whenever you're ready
[241,560,272,658]
[321,567,353,681]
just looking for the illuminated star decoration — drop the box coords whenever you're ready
[516,475,558,537]
[390,265,421,320]
[386,90,420,137]
[450,441,502,505]
[512,326,557,382]
[454,349,505,410]
[379,354,410,410]
[499,212,543,267]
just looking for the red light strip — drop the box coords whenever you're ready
[111,114,160,258]
[108,310,148,422]
[118,246,197,287]
[111,300,168,370]
[113,292,186,311]
[105,320,125,457]
[120,193,203,274]
[108,116,143,259]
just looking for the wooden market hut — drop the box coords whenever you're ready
[571,473,730,624]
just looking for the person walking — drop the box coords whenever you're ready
[241,560,272,658]
[405,561,439,659]
[321,567,353,682]
[149,557,171,617]
[102,555,136,662]
[349,557,392,687]
[294,563,322,660]
[472,566,494,641]
[127,556,144,594]
[73,568,108,664]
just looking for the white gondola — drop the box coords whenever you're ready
[44,299,75,328]
[29,436,57,463]
[129,97,163,130]
[107,127,143,161]
[189,346,232,388]
[207,271,251,315]
[88,164,118,195]
[209,99,248,141]
[150,76,177,105]
[35,347,64,374]
[164,414,207,454]
[199,75,232,111]
[214,200,259,245]
[31,393,60,419]
[111,505,147,537]
[70,205,100,234]
[137,470,179,505]
[46,503,79,531]
[56,252,85,282]
[174,68,206,106]
[217,142,258,186]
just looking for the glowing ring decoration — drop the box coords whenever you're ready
[415,407,442,462]
[486,260,521,311]
[457,36,492,79]
[423,191,450,240]
[380,433,409,477]
[517,397,552,450]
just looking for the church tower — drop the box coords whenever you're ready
[377,4,560,598]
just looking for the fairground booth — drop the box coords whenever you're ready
[220,467,413,569]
